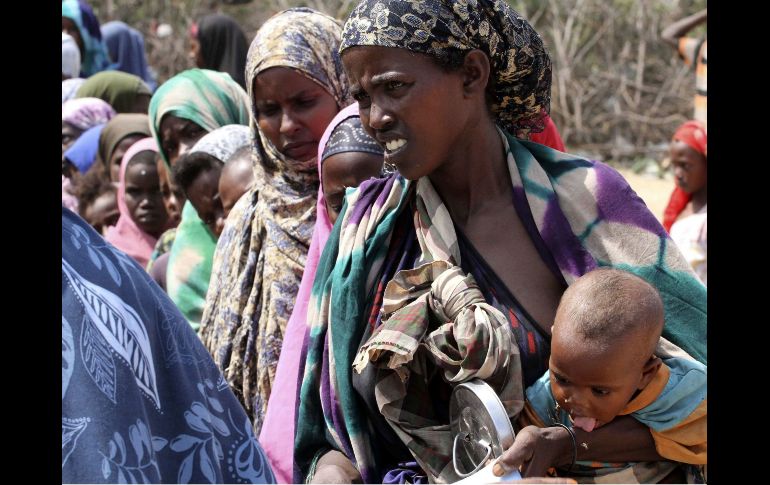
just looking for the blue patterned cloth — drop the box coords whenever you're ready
[62,207,275,484]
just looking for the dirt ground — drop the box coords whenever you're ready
[615,168,673,223]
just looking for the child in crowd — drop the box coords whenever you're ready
[76,165,119,236]
[105,138,169,267]
[319,114,385,224]
[172,124,251,238]
[218,145,254,221]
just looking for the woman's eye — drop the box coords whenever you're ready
[386,80,404,90]
[259,105,279,117]
[553,374,568,385]
[592,388,610,396]
[352,91,370,103]
[297,97,317,108]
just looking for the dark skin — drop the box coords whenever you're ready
[157,157,186,227]
[131,94,152,115]
[669,140,706,220]
[84,190,120,236]
[253,67,339,162]
[158,115,207,166]
[346,46,565,328]
[661,9,707,49]
[109,135,146,183]
[184,166,224,237]
[62,121,84,155]
[219,155,254,220]
[188,33,205,68]
[322,151,384,224]
[310,45,664,482]
[124,158,168,238]
[62,17,84,58]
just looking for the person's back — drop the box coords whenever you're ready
[62,207,275,483]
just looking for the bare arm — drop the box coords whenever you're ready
[309,450,363,484]
[661,9,707,48]
[493,415,663,478]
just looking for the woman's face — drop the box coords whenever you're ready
[124,156,168,237]
[158,115,207,166]
[62,121,84,155]
[670,140,706,195]
[342,46,470,181]
[62,17,84,56]
[253,67,339,162]
[322,151,384,224]
[109,135,145,183]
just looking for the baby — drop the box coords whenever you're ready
[522,268,706,477]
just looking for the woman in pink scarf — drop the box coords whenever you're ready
[105,137,169,268]
[258,103,386,482]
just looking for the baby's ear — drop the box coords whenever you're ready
[638,355,662,390]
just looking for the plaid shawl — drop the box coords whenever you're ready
[295,128,707,483]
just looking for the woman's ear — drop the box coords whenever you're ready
[461,49,491,98]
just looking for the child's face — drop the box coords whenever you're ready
[124,160,168,238]
[86,190,119,236]
[548,329,658,432]
[186,166,224,238]
[157,157,185,226]
[218,158,254,221]
[322,151,384,224]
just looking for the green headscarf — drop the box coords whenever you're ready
[148,68,250,330]
[149,68,250,166]
[76,71,152,113]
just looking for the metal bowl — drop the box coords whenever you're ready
[449,379,515,478]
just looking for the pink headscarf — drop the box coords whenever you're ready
[105,137,160,268]
[258,103,360,482]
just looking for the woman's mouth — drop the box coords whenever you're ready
[282,141,315,160]
[383,138,407,161]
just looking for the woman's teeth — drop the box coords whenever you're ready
[385,139,406,152]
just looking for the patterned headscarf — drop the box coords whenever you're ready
[62,97,116,131]
[76,71,152,114]
[199,7,351,440]
[340,0,552,136]
[98,114,152,174]
[61,0,111,77]
[189,124,251,163]
[321,115,384,161]
[101,21,157,91]
[148,69,250,166]
[62,33,81,79]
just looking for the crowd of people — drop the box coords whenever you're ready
[62,0,707,483]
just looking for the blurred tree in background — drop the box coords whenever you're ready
[85,0,706,165]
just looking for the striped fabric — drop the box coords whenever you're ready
[295,128,707,483]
